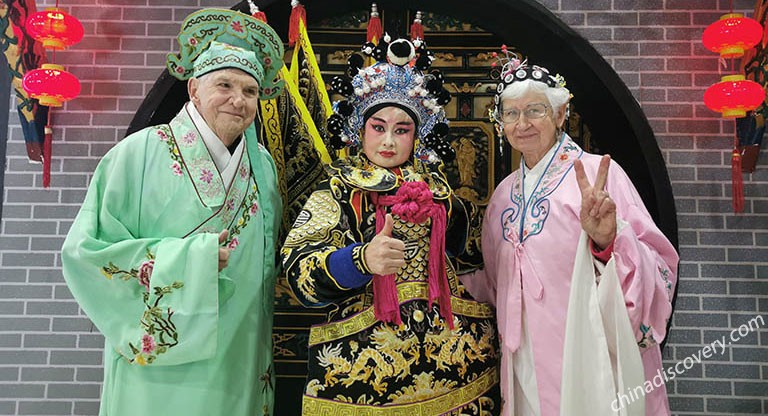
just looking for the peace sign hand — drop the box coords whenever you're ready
[573,155,617,249]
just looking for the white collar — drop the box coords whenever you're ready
[186,102,243,173]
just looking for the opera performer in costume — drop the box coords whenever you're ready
[61,9,285,416]
[280,37,501,415]
[460,53,679,416]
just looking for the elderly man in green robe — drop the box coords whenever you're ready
[61,9,284,416]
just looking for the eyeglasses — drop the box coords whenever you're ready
[498,103,550,124]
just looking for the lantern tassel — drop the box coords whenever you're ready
[731,147,744,213]
[288,0,306,47]
[367,3,383,43]
[247,0,267,23]
[43,125,53,188]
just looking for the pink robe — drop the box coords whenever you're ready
[462,137,678,416]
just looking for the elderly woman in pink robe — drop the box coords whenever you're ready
[461,56,678,416]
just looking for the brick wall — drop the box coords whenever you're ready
[1,0,766,415]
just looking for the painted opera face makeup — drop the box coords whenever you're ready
[362,106,416,168]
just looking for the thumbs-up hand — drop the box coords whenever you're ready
[218,229,231,271]
[364,214,406,276]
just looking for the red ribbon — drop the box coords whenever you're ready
[370,181,453,328]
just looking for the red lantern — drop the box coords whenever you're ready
[704,74,765,118]
[22,63,81,107]
[702,13,762,58]
[26,8,84,50]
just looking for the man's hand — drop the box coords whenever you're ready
[364,214,406,275]
[573,155,617,249]
[218,229,230,271]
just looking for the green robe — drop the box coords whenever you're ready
[61,107,281,416]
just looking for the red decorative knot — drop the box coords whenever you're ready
[704,74,765,118]
[702,13,762,58]
[22,63,81,107]
[25,8,83,50]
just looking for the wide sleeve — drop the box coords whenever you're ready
[61,134,221,367]
[280,180,372,307]
[605,160,679,346]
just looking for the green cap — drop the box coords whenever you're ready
[167,8,284,99]
[192,41,264,83]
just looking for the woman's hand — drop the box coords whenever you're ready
[573,155,616,249]
[364,214,406,275]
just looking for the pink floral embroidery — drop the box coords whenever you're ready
[157,130,168,141]
[171,162,183,176]
[250,201,259,215]
[181,131,197,145]
[199,169,214,184]
[231,21,243,32]
[239,165,248,179]
[226,198,236,211]
[227,237,239,250]
[141,334,156,353]
[137,260,154,291]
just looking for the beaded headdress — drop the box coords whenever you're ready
[488,45,567,130]
[167,8,284,99]
[327,36,454,164]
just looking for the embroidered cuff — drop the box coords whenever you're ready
[327,243,373,289]
[590,239,614,263]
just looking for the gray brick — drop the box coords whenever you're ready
[28,269,66,283]
[668,396,704,412]
[667,328,702,344]
[702,297,757,312]
[679,247,726,262]
[4,189,61,203]
[674,295,700,311]
[51,317,95,332]
[48,382,101,399]
[728,248,768,263]
[0,401,16,414]
[701,264,755,279]
[677,379,732,395]
[78,334,105,349]
[732,347,768,362]
[734,381,768,397]
[677,278,727,294]
[54,285,75,300]
[76,367,103,383]
[699,231,755,246]
[0,204,32,218]
[705,363,761,379]
[0,317,50,331]
[707,398,762,413]
[674,312,729,328]
[33,205,82,219]
[0,284,52,299]
[678,263,699,278]
[17,400,73,415]
[62,158,101,173]
[0,300,24,314]
[704,329,759,346]
[730,281,768,295]
[26,301,81,316]
[0,236,30,250]
[677,213,724,228]
[2,219,59,235]
[21,367,75,382]
[60,189,88,204]
[24,334,78,349]
[0,368,18,381]
[2,252,57,267]
[50,350,102,365]
[0,333,22,348]
[0,351,49,367]
[73,400,100,415]
[0,383,45,398]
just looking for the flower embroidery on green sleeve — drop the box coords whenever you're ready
[223,183,260,249]
[101,249,184,365]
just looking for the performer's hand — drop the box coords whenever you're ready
[365,214,406,275]
[218,229,231,271]
[574,155,617,249]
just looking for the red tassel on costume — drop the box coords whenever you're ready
[288,1,306,47]
[43,125,52,188]
[367,3,383,43]
[410,11,424,41]
[247,1,267,23]
[732,148,745,213]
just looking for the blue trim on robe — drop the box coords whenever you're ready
[328,243,373,289]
